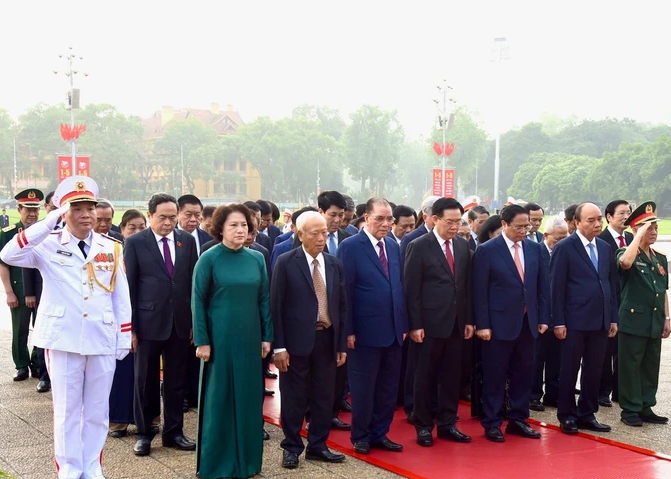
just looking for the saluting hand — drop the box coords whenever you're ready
[196,345,211,362]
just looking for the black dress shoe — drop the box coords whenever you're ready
[265,368,278,379]
[134,439,151,456]
[574,388,581,395]
[529,399,545,412]
[541,398,558,408]
[598,397,613,407]
[306,449,346,463]
[576,419,611,432]
[484,427,505,442]
[109,429,127,438]
[282,450,299,469]
[353,441,370,454]
[13,368,29,381]
[264,388,275,396]
[182,399,190,412]
[371,438,403,452]
[340,400,352,412]
[162,434,196,450]
[331,418,351,431]
[621,416,643,427]
[437,425,471,443]
[641,412,669,424]
[263,429,270,440]
[416,429,433,447]
[406,412,415,425]
[505,420,541,439]
[560,420,579,435]
[149,424,160,435]
[30,368,38,379]
[36,380,51,393]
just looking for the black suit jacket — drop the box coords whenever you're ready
[598,229,633,256]
[404,232,472,337]
[266,224,281,245]
[271,247,347,357]
[124,228,198,341]
[250,242,271,279]
[256,232,273,253]
[291,228,352,250]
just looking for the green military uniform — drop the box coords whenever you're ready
[0,221,34,372]
[616,201,669,421]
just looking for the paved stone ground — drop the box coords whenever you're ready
[1,241,670,478]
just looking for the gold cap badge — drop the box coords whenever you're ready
[75,181,86,192]
[27,191,36,199]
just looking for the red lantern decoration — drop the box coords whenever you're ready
[60,123,87,142]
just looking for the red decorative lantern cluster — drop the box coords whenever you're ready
[60,123,87,141]
[433,142,455,156]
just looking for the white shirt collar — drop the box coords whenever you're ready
[607,225,625,243]
[575,230,596,248]
[68,229,93,247]
[363,227,385,251]
[432,228,452,249]
[424,223,431,233]
[543,240,552,255]
[302,246,325,269]
[502,232,521,250]
[153,229,175,243]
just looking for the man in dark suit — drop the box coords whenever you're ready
[551,202,619,435]
[257,199,281,248]
[597,199,633,407]
[93,199,124,241]
[404,198,473,447]
[337,198,408,455]
[343,195,359,235]
[389,205,416,246]
[467,205,490,251]
[246,202,273,252]
[524,203,545,243]
[271,207,317,275]
[177,194,212,256]
[0,208,9,227]
[473,204,549,442]
[125,193,198,456]
[272,212,348,468]
[530,216,568,411]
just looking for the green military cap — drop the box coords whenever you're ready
[14,188,44,207]
[624,201,658,227]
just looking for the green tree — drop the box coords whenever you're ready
[507,152,555,201]
[586,142,647,206]
[292,104,346,140]
[531,154,597,210]
[343,105,403,198]
[0,109,17,195]
[638,135,671,214]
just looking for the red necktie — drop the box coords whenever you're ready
[618,235,626,248]
[377,241,389,277]
[445,241,455,274]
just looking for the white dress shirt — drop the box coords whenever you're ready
[363,227,387,260]
[391,232,402,246]
[433,228,454,259]
[470,230,478,246]
[607,225,627,248]
[153,230,176,265]
[191,228,201,255]
[576,230,598,262]
[543,240,552,257]
[502,233,525,273]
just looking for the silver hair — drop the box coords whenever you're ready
[296,211,326,232]
[96,198,114,214]
[421,196,440,216]
[544,215,567,235]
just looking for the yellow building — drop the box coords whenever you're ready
[142,103,261,201]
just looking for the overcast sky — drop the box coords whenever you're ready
[2,0,670,138]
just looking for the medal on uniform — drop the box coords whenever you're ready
[88,242,121,293]
[659,264,666,276]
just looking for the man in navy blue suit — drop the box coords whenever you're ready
[551,202,619,435]
[524,202,545,243]
[473,204,549,442]
[257,199,282,248]
[337,198,408,454]
[177,195,212,256]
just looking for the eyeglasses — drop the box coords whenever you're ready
[509,223,532,231]
[438,217,461,227]
[370,215,394,224]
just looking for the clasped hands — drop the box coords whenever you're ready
[195,341,272,363]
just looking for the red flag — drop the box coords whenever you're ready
[433,142,443,156]
[60,123,87,141]
[444,143,455,156]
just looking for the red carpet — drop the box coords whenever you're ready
[263,372,671,479]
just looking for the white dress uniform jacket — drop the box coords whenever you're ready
[0,218,131,355]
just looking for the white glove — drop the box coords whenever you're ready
[45,202,70,230]
[116,349,130,361]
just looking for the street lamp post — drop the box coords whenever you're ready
[434,80,456,197]
[53,46,88,175]
[490,37,510,207]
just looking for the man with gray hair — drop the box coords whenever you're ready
[530,215,568,411]
[95,199,124,241]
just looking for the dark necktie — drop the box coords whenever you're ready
[78,240,87,259]
[161,237,174,276]
[445,240,455,275]
[377,241,389,278]
[618,235,626,248]
[312,259,331,328]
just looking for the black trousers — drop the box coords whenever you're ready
[30,307,49,382]
[599,336,619,400]
[530,330,561,403]
[280,329,336,454]
[332,363,347,418]
[557,329,608,422]
[186,345,200,407]
[134,325,190,440]
[460,337,473,398]
[413,323,463,432]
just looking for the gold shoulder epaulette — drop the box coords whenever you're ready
[2,225,16,233]
[50,230,62,235]
[652,248,666,256]
[102,233,123,244]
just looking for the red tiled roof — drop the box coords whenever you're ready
[143,106,244,139]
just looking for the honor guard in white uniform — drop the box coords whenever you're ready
[0,176,131,479]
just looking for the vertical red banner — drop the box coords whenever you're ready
[57,156,71,183]
[76,156,90,176]
[432,168,456,198]
[57,155,90,182]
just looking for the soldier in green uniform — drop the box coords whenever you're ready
[0,188,43,380]
[616,201,670,427]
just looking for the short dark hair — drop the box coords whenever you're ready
[292,206,318,225]
[500,204,528,224]
[244,201,262,214]
[389,202,397,211]
[468,205,489,221]
[353,216,366,229]
[477,214,503,244]
[269,201,280,223]
[564,203,578,222]
[178,194,203,211]
[211,204,253,243]
[45,191,55,205]
[119,209,146,229]
[432,198,464,217]
[148,193,177,215]
[318,191,347,212]
[255,199,272,216]
[355,203,366,218]
[365,197,391,214]
[96,200,114,214]
[202,205,216,219]
[342,195,355,212]
[393,205,417,224]
[604,200,630,223]
[524,202,544,215]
